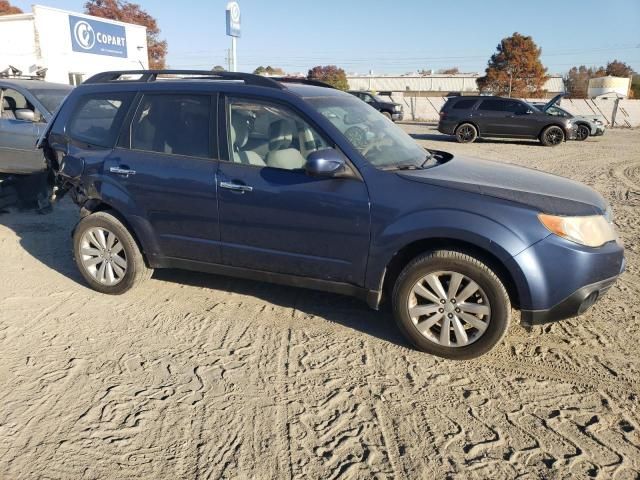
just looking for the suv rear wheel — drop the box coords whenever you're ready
[455,123,478,143]
[540,125,565,146]
[392,250,511,359]
[73,211,152,294]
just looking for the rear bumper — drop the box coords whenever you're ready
[437,120,457,135]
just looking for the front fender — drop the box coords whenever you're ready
[366,208,548,307]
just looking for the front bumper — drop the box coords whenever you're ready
[566,125,578,140]
[521,272,621,326]
[514,234,625,326]
[592,125,606,136]
[392,112,404,122]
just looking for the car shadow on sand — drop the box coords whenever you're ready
[409,131,541,147]
[7,200,409,349]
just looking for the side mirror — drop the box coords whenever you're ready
[14,109,36,122]
[305,148,347,177]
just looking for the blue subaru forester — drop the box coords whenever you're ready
[39,70,625,359]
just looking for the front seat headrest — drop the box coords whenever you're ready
[269,119,296,151]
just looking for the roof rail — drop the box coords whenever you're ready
[272,77,336,89]
[83,70,285,89]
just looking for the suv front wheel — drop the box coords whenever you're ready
[540,125,565,146]
[455,123,478,143]
[392,250,511,359]
[73,211,153,294]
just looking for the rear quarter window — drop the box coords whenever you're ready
[67,92,133,148]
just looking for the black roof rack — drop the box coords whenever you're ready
[271,77,335,89]
[83,70,286,89]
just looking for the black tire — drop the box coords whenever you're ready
[540,125,565,146]
[392,250,511,360]
[382,111,393,120]
[575,124,590,141]
[73,211,153,294]
[455,123,478,143]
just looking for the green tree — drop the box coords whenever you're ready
[212,65,226,72]
[307,65,349,90]
[253,66,285,76]
[84,0,167,69]
[477,33,548,97]
[438,67,460,74]
[0,1,22,15]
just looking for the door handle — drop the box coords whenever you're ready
[110,166,136,177]
[219,181,253,193]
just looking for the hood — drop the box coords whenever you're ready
[399,155,607,216]
[542,93,566,111]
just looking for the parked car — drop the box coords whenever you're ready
[0,77,72,210]
[532,94,605,141]
[438,95,578,146]
[1,78,72,174]
[40,70,624,359]
[349,91,404,121]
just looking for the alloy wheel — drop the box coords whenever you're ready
[407,271,491,347]
[457,125,475,142]
[545,127,564,145]
[576,125,589,141]
[79,227,128,286]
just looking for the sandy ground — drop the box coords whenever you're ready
[0,127,639,480]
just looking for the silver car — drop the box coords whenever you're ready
[533,93,605,141]
[0,78,72,174]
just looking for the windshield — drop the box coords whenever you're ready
[29,88,72,114]
[308,95,428,170]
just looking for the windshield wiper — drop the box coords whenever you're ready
[380,164,421,171]
[420,152,438,169]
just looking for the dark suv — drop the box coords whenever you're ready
[349,91,404,121]
[40,70,624,359]
[438,96,578,146]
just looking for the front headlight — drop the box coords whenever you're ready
[394,105,402,112]
[538,213,618,247]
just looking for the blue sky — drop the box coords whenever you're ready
[12,0,640,75]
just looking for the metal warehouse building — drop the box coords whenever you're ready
[0,5,148,85]
[347,74,565,97]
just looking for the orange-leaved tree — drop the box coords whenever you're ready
[84,0,167,69]
[308,65,349,91]
[0,0,22,15]
[477,33,548,97]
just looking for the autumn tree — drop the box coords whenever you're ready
[254,66,286,76]
[308,65,349,90]
[564,65,606,98]
[0,1,22,15]
[438,67,460,75]
[606,60,635,78]
[84,0,167,69]
[477,33,548,97]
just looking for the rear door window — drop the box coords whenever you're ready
[131,94,211,158]
[67,93,133,147]
[477,99,505,111]
[451,99,477,110]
